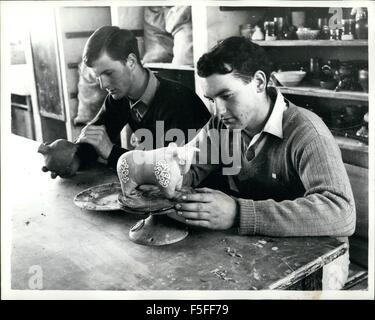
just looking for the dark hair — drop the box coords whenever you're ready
[197,36,272,83]
[82,26,140,67]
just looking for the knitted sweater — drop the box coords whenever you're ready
[184,101,356,238]
[76,76,211,169]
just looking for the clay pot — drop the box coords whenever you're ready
[38,139,80,178]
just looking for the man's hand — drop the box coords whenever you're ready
[76,125,114,159]
[170,187,238,230]
[41,166,60,179]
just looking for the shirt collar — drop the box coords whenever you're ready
[248,89,287,148]
[128,69,159,118]
[263,89,287,139]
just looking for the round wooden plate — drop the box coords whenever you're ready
[73,182,122,211]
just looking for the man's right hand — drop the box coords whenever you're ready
[41,163,79,179]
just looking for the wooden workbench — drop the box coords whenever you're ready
[10,135,347,291]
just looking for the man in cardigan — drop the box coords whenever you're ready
[42,26,210,177]
[172,37,356,289]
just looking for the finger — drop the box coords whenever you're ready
[80,124,90,135]
[166,211,187,224]
[175,210,211,221]
[180,193,212,203]
[42,166,49,172]
[175,202,207,213]
[78,135,100,147]
[84,125,106,134]
[184,219,211,228]
[80,132,101,139]
[79,130,100,139]
[87,125,105,130]
[50,172,58,179]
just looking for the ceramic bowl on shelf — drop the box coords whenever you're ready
[296,28,320,40]
[273,70,306,86]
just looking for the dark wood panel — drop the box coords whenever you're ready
[151,68,195,91]
[65,31,94,39]
[67,62,79,69]
[349,237,368,268]
[69,92,78,99]
[40,117,67,143]
[11,107,35,140]
[29,7,65,120]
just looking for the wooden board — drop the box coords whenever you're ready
[29,7,65,120]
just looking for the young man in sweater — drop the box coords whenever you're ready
[172,37,356,289]
[42,26,210,177]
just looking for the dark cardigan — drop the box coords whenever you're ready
[77,76,211,169]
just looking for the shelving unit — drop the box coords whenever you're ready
[21,4,369,150]
[199,5,369,161]
[144,62,194,71]
[277,86,368,102]
[254,40,368,47]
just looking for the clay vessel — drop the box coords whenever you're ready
[38,139,80,178]
[117,143,198,199]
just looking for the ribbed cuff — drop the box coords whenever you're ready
[236,198,257,235]
[107,145,127,169]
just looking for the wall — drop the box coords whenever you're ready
[57,6,111,140]
[114,6,145,58]
[206,7,265,49]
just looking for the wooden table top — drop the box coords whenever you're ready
[10,135,347,290]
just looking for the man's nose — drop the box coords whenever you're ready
[215,100,227,116]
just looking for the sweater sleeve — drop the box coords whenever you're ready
[75,95,130,169]
[74,104,106,167]
[236,134,356,237]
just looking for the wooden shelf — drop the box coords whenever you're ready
[255,40,368,47]
[144,62,194,71]
[335,135,368,168]
[277,86,368,102]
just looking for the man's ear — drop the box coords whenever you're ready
[254,70,267,93]
[126,53,138,70]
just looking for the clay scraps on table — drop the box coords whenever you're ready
[210,266,236,282]
[253,239,268,248]
[225,247,243,258]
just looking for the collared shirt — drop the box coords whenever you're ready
[243,89,288,161]
[128,69,160,121]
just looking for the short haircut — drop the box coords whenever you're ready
[82,26,140,67]
[197,36,272,84]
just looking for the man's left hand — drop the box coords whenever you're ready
[76,125,114,159]
[171,187,238,230]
